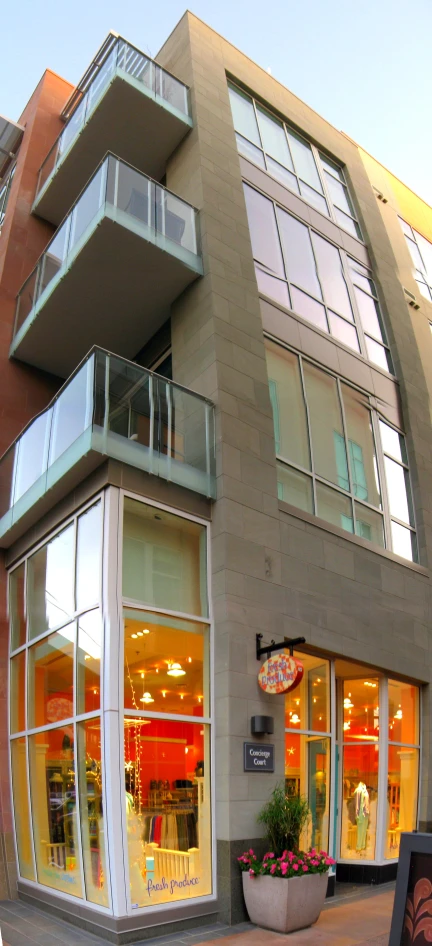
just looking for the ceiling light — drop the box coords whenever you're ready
[162,691,167,698]
[291,714,300,724]
[140,692,154,704]
[131,634,138,639]
[137,631,144,637]
[395,709,402,719]
[188,657,192,663]
[167,662,185,677]
[344,697,354,709]
[143,629,150,635]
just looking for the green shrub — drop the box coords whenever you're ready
[257,782,310,855]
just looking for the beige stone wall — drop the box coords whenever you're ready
[155,16,432,893]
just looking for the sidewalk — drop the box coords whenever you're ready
[0,885,394,946]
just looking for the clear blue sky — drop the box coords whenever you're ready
[2,0,432,204]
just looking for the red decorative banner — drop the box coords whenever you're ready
[258,653,303,695]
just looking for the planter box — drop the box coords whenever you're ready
[242,870,328,934]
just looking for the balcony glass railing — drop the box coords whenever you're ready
[36,37,190,198]
[0,348,215,538]
[14,155,200,339]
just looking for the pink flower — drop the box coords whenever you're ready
[268,853,275,858]
[249,849,254,855]
[303,865,309,872]
[249,869,255,876]
[281,863,288,875]
[293,864,299,871]
[270,864,277,875]
[325,858,333,866]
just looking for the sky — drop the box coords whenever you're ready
[2,0,432,205]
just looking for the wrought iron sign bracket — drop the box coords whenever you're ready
[256,634,306,661]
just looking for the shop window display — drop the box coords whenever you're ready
[124,718,211,907]
[385,680,419,859]
[122,499,212,907]
[9,500,108,906]
[341,677,379,860]
[341,744,378,860]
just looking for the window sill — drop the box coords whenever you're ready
[261,293,397,384]
[278,498,428,575]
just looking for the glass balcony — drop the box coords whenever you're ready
[33,35,192,225]
[0,348,215,547]
[12,155,202,377]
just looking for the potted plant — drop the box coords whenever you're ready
[238,783,335,934]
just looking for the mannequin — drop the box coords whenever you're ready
[354,781,370,851]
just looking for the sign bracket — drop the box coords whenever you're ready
[256,633,306,661]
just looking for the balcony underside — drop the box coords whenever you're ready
[33,73,192,226]
[11,211,201,378]
[0,428,213,549]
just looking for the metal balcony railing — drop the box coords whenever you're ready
[14,154,201,340]
[0,349,216,541]
[36,36,191,199]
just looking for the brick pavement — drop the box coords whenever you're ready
[0,886,394,946]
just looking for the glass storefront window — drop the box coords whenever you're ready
[27,524,75,639]
[385,745,419,859]
[124,609,208,717]
[76,503,101,613]
[77,718,108,905]
[29,726,83,897]
[124,717,211,907]
[77,610,102,715]
[342,678,379,742]
[10,650,26,734]
[28,625,74,728]
[341,744,378,860]
[388,679,419,745]
[11,738,35,881]
[9,563,26,650]
[285,653,329,732]
[285,733,330,851]
[123,498,207,617]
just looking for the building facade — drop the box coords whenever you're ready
[0,13,432,942]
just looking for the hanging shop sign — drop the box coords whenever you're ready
[258,653,303,695]
[244,742,275,772]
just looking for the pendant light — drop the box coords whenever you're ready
[167,662,186,677]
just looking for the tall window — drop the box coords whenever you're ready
[285,653,331,852]
[0,164,16,229]
[9,500,108,905]
[228,82,361,239]
[386,681,419,859]
[399,218,432,303]
[122,498,211,908]
[266,339,417,561]
[244,182,392,373]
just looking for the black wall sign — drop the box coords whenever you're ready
[389,832,432,945]
[244,742,275,772]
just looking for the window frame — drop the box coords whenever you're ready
[0,162,16,229]
[246,180,393,372]
[399,217,432,303]
[8,493,109,909]
[266,336,418,561]
[228,80,362,240]
[118,489,215,915]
